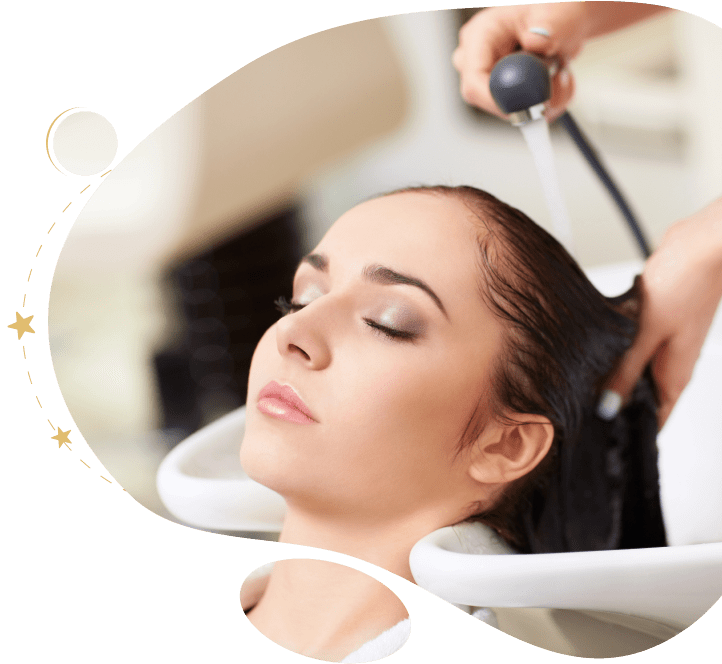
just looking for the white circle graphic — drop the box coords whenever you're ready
[53,111,118,175]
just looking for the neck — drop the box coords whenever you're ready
[279,504,437,580]
[245,504,442,660]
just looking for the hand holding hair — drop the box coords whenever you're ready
[453,2,669,122]
[598,197,722,429]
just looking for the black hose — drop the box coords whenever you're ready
[557,111,652,259]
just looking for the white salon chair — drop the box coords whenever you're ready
[157,261,722,656]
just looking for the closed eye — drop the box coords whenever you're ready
[275,296,419,343]
[363,319,419,342]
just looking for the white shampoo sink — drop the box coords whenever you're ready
[157,406,285,532]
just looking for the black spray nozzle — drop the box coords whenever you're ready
[489,52,653,258]
[489,52,552,123]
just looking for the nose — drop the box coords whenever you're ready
[275,304,332,370]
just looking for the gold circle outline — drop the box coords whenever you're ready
[45,107,79,174]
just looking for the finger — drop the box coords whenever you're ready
[546,68,575,121]
[503,26,576,122]
[651,335,701,430]
[518,30,562,58]
[460,72,505,118]
[456,15,521,116]
[520,1,588,60]
[656,400,675,432]
[451,46,464,73]
[597,328,663,420]
[471,17,520,73]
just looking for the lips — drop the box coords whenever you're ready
[256,380,317,425]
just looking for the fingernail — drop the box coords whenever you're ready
[558,69,570,86]
[596,390,622,420]
[528,27,551,38]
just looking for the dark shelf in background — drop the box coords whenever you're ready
[154,205,305,440]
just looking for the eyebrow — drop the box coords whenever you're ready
[299,252,448,318]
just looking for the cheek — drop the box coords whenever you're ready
[334,343,487,463]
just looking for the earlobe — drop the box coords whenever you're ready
[468,415,554,485]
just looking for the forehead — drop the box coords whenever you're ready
[316,192,483,294]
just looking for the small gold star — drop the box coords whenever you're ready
[51,428,72,449]
[8,312,35,340]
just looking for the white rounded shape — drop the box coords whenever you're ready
[156,407,285,532]
[53,111,118,175]
[410,523,722,629]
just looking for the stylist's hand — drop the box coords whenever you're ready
[452,3,587,122]
[453,3,669,122]
[598,198,722,429]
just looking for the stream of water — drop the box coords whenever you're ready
[519,119,575,256]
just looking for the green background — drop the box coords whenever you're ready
[0,0,722,664]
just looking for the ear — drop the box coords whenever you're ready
[467,415,554,486]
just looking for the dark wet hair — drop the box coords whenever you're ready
[383,185,658,552]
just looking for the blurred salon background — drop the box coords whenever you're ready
[49,8,722,524]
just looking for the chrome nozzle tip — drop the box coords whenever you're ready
[508,103,547,127]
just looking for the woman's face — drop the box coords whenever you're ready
[241,192,505,527]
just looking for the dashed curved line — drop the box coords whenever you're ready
[45,106,88,177]
[37,165,94,488]
[23,162,125,491]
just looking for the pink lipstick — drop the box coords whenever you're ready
[257,381,317,425]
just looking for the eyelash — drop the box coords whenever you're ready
[274,295,418,343]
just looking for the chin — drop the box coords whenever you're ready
[239,417,298,495]
[240,419,272,482]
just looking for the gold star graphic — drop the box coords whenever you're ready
[51,428,72,449]
[8,312,35,340]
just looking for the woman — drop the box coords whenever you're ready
[238,185,664,661]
